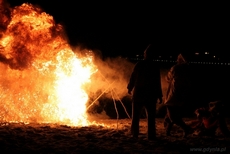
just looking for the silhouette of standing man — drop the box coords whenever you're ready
[127,44,163,140]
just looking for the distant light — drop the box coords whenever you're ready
[195,52,199,55]
[213,55,216,58]
[205,52,209,54]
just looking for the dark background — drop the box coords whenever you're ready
[5,0,229,58]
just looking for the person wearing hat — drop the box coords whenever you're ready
[163,53,193,138]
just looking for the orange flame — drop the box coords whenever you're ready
[0,2,97,126]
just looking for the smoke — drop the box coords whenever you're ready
[72,46,135,102]
[92,56,134,99]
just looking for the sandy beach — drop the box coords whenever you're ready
[1,118,229,153]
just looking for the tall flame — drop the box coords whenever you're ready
[0,2,97,126]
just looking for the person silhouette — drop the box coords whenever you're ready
[127,44,163,140]
[163,53,192,137]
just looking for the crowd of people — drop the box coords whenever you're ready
[127,44,230,140]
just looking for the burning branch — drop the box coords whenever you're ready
[86,81,115,111]
[111,90,119,130]
[111,88,131,119]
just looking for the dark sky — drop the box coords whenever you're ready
[5,0,229,57]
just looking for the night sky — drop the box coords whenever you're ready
[5,0,229,58]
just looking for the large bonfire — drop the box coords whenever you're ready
[0,1,98,126]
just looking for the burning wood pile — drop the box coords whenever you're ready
[0,0,134,127]
[0,0,98,126]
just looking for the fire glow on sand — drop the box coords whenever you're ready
[0,1,101,126]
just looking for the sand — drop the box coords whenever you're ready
[0,118,229,153]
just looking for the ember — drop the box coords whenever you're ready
[0,1,97,126]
